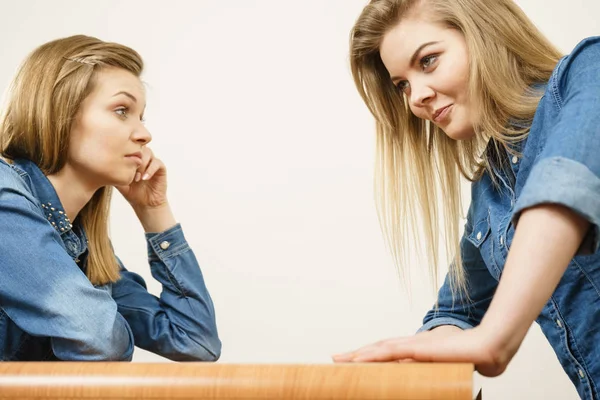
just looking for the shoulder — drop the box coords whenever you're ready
[0,159,26,188]
[554,36,600,90]
[567,36,600,61]
[0,159,36,204]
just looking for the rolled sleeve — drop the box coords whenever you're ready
[417,317,474,333]
[512,38,600,254]
[513,157,600,253]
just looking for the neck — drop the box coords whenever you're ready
[46,165,102,222]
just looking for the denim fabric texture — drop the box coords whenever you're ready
[0,158,220,362]
[419,37,600,399]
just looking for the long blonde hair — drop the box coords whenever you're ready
[0,35,143,285]
[349,0,562,294]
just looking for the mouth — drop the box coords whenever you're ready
[125,152,143,165]
[432,105,453,123]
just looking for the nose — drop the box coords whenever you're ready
[132,123,152,145]
[409,80,435,109]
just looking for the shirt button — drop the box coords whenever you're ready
[511,155,518,164]
[476,232,482,240]
[160,241,170,250]
[579,369,585,379]
[556,319,562,328]
[500,236,504,245]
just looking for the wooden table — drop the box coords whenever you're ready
[0,362,482,399]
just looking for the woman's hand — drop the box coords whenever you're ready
[116,146,176,233]
[332,205,591,378]
[332,325,512,377]
[116,146,168,209]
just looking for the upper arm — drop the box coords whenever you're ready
[513,38,600,254]
[542,38,600,168]
[0,170,132,360]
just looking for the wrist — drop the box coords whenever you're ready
[133,202,177,233]
[477,319,522,369]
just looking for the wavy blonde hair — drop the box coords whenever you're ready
[0,35,143,285]
[350,0,562,294]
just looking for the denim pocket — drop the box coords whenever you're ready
[467,212,491,248]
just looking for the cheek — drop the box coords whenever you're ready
[71,117,125,159]
[438,58,470,97]
[68,133,126,175]
[70,135,110,161]
[408,104,428,120]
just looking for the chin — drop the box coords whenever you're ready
[444,126,476,141]
[108,173,137,187]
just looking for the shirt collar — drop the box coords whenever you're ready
[11,158,74,234]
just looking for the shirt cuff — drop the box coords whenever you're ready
[145,223,190,261]
[512,157,600,254]
[417,317,474,333]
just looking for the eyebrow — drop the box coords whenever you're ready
[112,90,147,119]
[113,90,137,103]
[389,41,440,83]
[112,91,138,103]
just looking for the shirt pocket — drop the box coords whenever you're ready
[466,210,491,249]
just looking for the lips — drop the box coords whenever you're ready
[433,105,452,123]
[125,152,143,165]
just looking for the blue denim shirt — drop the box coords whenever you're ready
[419,37,600,399]
[0,158,221,362]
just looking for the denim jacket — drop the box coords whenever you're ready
[419,37,600,399]
[0,158,221,362]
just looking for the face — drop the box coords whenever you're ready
[67,67,151,187]
[380,17,477,140]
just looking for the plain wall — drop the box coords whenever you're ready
[1,1,599,399]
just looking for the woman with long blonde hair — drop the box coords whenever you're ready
[0,35,220,361]
[334,0,600,397]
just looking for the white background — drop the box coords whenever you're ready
[1,1,599,399]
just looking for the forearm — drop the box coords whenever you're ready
[479,204,590,359]
[113,226,221,361]
[133,202,177,233]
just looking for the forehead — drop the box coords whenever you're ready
[380,18,448,73]
[89,67,145,100]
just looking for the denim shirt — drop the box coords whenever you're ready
[419,37,600,399]
[0,158,221,362]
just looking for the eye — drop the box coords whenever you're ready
[420,54,438,70]
[115,106,129,119]
[395,80,410,93]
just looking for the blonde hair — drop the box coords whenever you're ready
[0,35,143,285]
[350,0,562,294]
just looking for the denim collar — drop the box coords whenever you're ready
[11,158,75,235]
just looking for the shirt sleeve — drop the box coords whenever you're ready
[0,169,134,360]
[512,38,600,254]
[111,224,221,361]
